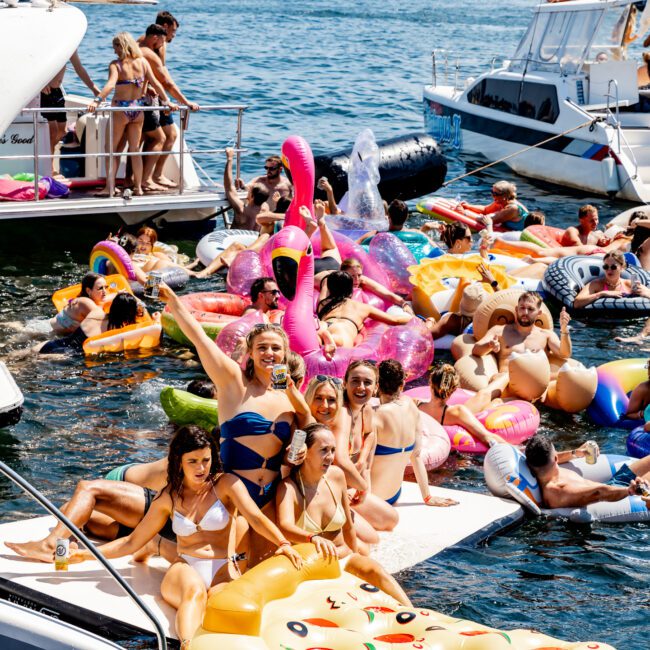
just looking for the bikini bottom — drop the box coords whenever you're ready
[180,554,228,588]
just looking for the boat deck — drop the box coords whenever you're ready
[0,482,522,642]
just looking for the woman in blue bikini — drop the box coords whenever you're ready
[90,32,176,197]
[158,283,311,561]
[70,425,302,650]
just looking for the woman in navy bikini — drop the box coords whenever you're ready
[90,32,176,197]
[70,425,302,650]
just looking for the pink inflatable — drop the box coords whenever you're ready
[281,135,314,230]
[405,386,540,454]
[216,309,266,357]
[368,233,416,297]
[226,250,265,297]
[407,410,451,471]
[272,225,432,382]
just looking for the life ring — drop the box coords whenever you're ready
[51,274,131,313]
[543,255,650,319]
[415,196,507,232]
[405,386,539,454]
[129,267,190,296]
[159,387,219,432]
[484,443,650,523]
[195,229,259,267]
[161,292,250,345]
[586,358,647,428]
[89,240,136,281]
[627,425,650,458]
[82,315,161,355]
[193,545,613,650]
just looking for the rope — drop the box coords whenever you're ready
[442,117,601,187]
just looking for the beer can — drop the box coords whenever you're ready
[143,271,164,299]
[287,429,307,464]
[54,538,69,571]
[584,440,599,465]
[635,482,650,497]
[271,364,288,390]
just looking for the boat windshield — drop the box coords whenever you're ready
[509,2,632,75]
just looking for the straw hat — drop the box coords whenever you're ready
[459,283,487,317]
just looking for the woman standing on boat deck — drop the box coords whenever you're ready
[90,32,176,197]
[157,283,311,563]
[70,425,302,650]
[275,422,412,607]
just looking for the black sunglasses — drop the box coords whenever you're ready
[262,289,281,295]
[265,165,280,171]
[315,374,342,385]
[603,264,618,271]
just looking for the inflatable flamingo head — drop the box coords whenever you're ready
[281,135,315,230]
[271,225,312,301]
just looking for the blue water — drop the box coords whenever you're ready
[1,1,649,648]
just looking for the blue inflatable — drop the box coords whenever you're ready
[626,426,650,458]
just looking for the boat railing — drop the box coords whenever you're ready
[431,50,460,89]
[1,103,248,202]
[0,459,168,650]
[605,78,638,178]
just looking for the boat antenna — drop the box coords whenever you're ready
[518,6,542,110]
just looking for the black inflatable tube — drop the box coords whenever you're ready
[313,132,447,203]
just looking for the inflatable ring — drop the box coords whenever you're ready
[90,240,136,281]
[521,224,564,248]
[193,545,614,650]
[484,443,650,523]
[130,267,190,296]
[160,387,218,432]
[196,229,259,267]
[543,255,650,319]
[82,316,161,355]
[52,274,131,313]
[627,425,650,458]
[361,229,442,262]
[416,196,507,232]
[587,358,647,428]
[161,292,250,345]
[407,410,450,470]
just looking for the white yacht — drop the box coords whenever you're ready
[0,0,243,229]
[423,0,650,202]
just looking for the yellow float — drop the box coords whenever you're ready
[191,545,614,649]
[82,312,161,355]
[51,274,131,313]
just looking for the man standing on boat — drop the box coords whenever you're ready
[138,23,199,192]
[40,51,101,178]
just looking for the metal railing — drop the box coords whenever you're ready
[0,460,167,649]
[431,50,460,90]
[1,103,247,202]
[605,78,638,178]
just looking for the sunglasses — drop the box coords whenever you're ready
[316,374,342,386]
[265,165,280,171]
[262,289,281,296]
[602,264,619,270]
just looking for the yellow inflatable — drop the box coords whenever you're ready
[192,545,614,650]
[82,313,161,355]
[451,289,597,411]
[51,274,131,313]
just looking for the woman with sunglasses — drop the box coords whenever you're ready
[574,251,650,308]
[157,283,311,564]
[275,422,412,607]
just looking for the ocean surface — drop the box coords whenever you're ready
[1,1,649,648]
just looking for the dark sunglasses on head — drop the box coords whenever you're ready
[603,264,618,270]
[316,374,342,385]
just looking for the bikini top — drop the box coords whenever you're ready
[375,441,415,456]
[220,412,291,474]
[115,61,145,88]
[296,473,346,535]
[172,487,229,537]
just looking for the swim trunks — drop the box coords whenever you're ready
[607,463,637,487]
[40,88,66,123]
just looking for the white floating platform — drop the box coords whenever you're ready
[0,483,523,643]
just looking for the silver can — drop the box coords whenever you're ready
[54,538,69,571]
[143,271,164,299]
[271,364,288,390]
[584,440,599,465]
[287,429,307,464]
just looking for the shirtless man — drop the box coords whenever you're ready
[242,155,293,202]
[471,291,571,374]
[624,359,650,421]
[41,51,101,176]
[224,147,270,229]
[524,434,650,509]
[243,277,280,314]
[373,360,457,507]
[561,205,610,247]
[138,24,199,191]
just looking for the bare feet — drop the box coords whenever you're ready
[153,175,177,188]
[142,181,167,193]
[5,539,56,563]
[424,496,459,507]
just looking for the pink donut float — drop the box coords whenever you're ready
[405,386,540,454]
[407,410,451,470]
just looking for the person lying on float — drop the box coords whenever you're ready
[472,291,571,375]
[524,434,650,510]
[573,251,650,309]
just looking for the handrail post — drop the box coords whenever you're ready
[32,111,39,202]
[0,460,167,650]
[236,108,243,183]
[107,110,114,196]
[431,50,437,86]
[455,57,460,91]
[178,107,185,196]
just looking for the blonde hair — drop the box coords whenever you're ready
[429,363,459,400]
[341,258,363,272]
[304,376,344,418]
[603,251,626,268]
[492,180,516,201]
[112,32,142,60]
[243,324,289,381]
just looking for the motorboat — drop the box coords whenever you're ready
[0,1,245,229]
[423,0,650,202]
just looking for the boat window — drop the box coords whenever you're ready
[539,12,572,64]
[562,10,602,72]
[589,5,630,61]
[467,79,559,124]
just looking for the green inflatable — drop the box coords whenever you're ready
[160,386,219,431]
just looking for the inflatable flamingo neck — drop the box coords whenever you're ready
[281,135,315,231]
[271,226,320,356]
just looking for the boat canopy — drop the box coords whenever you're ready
[509,0,648,75]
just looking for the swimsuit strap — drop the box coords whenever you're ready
[441,404,448,425]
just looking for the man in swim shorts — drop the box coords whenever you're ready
[561,205,610,247]
[525,434,650,509]
[472,291,572,374]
